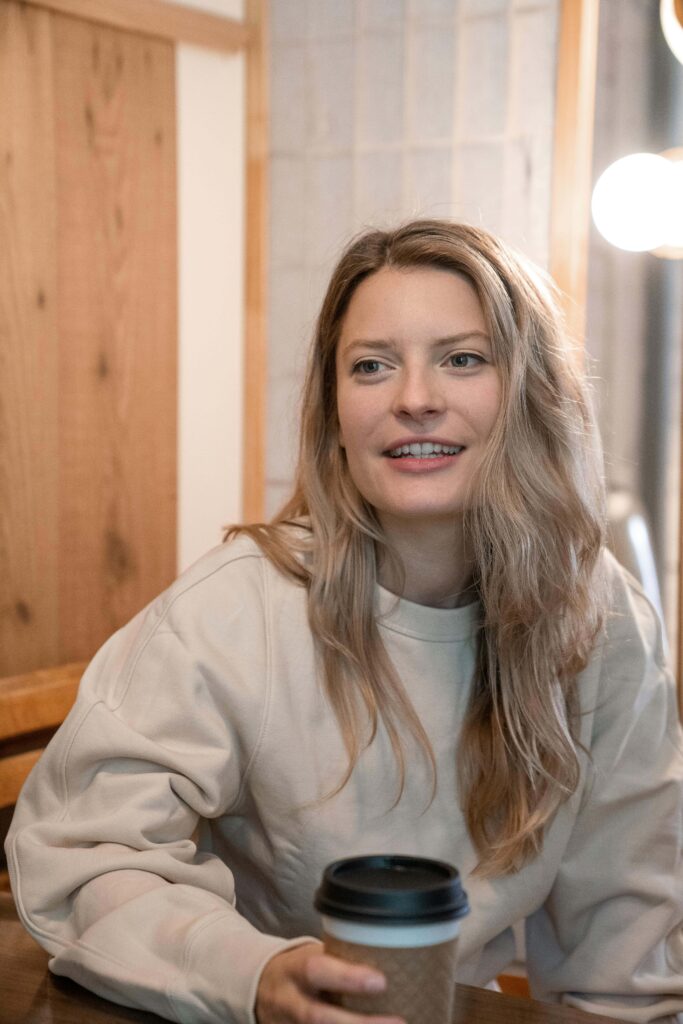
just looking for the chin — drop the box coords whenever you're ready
[376,502,466,523]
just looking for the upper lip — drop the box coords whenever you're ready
[383,436,465,452]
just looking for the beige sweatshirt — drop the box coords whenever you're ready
[6,535,683,1024]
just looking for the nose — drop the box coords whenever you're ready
[392,366,445,421]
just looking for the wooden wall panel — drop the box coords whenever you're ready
[549,0,599,346]
[53,15,177,661]
[0,4,60,675]
[23,0,251,53]
[243,0,268,522]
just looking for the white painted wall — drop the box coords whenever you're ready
[162,0,246,571]
[169,0,243,15]
[176,43,245,571]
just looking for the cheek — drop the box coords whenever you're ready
[336,402,346,449]
[336,392,362,452]
[479,380,502,436]
[336,388,382,457]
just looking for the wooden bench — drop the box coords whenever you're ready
[0,661,85,889]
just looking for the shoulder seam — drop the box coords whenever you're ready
[234,555,272,804]
[113,549,265,712]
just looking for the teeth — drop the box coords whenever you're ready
[388,443,463,458]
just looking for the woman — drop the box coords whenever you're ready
[7,221,683,1024]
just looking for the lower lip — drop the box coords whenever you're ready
[384,453,463,473]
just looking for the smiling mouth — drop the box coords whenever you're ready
[386,442,465,459]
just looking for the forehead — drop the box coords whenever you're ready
[338,266,486,347]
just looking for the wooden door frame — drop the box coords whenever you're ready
[549,0,600,347]
[243,0,268,523]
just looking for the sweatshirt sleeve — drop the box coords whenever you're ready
[5,554,314,1024]
[525,568,683,1023]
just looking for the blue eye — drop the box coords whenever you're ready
[448,352,482,369]
[353,359,384,374]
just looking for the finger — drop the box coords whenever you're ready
[303,952,387,996]
[292,991,405,1024]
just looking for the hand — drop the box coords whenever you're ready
[255,941,405,1024]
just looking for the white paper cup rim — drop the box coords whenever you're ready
[322,915,461,948]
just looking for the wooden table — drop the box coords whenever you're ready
[0,895,625,1024]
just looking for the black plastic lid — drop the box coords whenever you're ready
[314,855,469,925]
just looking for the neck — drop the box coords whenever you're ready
[377,517,476,609]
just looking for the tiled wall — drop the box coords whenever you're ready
[266,0,561,516]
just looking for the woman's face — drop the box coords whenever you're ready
[335,265,501,533]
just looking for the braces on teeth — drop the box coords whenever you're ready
[388,442,463,458]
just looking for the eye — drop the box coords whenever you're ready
[447,352,484,369]
[352,358,386,375]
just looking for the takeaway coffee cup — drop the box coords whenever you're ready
[314,855,469,1023]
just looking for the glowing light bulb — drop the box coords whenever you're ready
[591,154,674,252]
[661,0,683,66]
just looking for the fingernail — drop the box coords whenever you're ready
[364,975,386,993]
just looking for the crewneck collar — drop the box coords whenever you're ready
[375,583,481,642]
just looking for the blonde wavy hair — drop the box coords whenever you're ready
[227,220,607,877]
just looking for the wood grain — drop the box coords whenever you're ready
[0,895,163,1021]
[0,660,83,741]
[54,15,177,660]
[0,749,43,808]
[242,0,268,523]
[0,2,61,676]
[452,983,628,1023]
[549,0,600,346]
[20,0,251,53]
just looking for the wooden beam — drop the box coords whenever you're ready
[242,0,269,523]
[549,0,600,345]
[0,2,60,676]
[0,750,43,809]
[17,0,251,52]
[0,661,85,742]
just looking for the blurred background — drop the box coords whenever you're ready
[1,0,682,682]
[265,0,683,669]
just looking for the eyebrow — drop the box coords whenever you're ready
[341,331,491,355]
